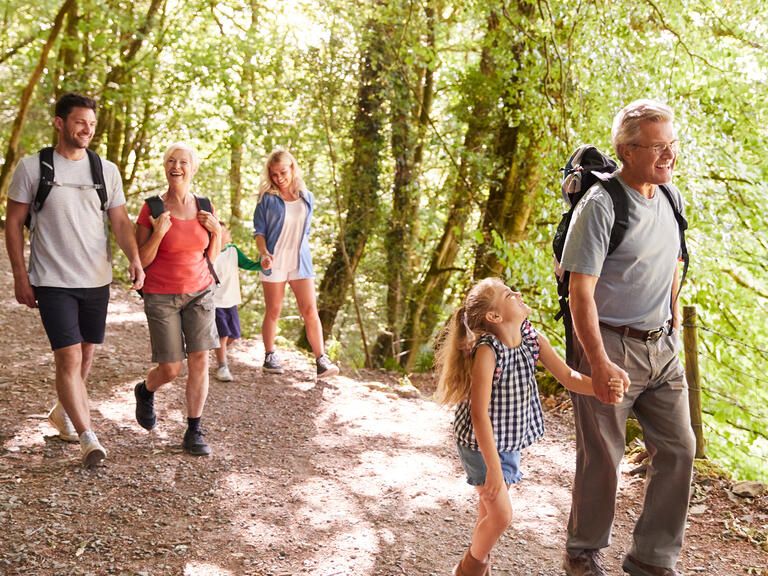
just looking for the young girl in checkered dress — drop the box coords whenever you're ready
[435,277,624,576]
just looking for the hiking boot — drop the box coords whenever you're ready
[182,429,211,456]
[452,548,488,576]
[316,354,339,379]
[563,550,608,576]
[134,381,156,430]
[622,555,680,576]
[79,430,106,468]
[47,401,78,443]
[215,365,234,382]
[263,351,284,374]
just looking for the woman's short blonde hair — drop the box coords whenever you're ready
[611,99,674,162]
[163,142,200,172]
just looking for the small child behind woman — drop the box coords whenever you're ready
[212,221,261,382]
[435,277,624,576]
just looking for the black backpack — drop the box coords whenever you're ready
[143,194,220,285]
[25,146,108,228]
[552,144,689,364]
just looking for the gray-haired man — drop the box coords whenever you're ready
[560,100,695,576]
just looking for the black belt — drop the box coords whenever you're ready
[600,322,667,341]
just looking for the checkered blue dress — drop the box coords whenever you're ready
[453,320,545,452]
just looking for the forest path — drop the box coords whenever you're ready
[0,234,765,576]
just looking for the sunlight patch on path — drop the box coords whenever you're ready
[311,528,378,575]
[350,448,466,511]
[184,562,235,575]
[510,432,577,544]
[4,414,51,451]
[106,299,146,324]
[314,375,450,448]
[291,476,379,575]
[229,344,263,369]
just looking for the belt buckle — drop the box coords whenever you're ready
[646,327,664,342]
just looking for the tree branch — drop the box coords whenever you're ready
[0,33,39,64]
[721,268,768,299]
[641,0,726,72]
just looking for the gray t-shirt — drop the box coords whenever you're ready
[8,150,125,288]
[560,174,684,330]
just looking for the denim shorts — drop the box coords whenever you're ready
[456,443,523,486]
[215,305,241,339]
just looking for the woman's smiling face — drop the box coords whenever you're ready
[269,160,294,194]
[165,150,196,185]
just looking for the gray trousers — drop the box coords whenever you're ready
[565,326,695,568]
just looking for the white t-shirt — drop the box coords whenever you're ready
[213,245,241,308]
[8,150,125,288]
[271,199,307,273]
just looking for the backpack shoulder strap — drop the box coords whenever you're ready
[659,184,689,287]
[658,184,688,233]
[193,195,220,285]
[601,175,629,255]
[194,195,212,213]
[85,149,108,211]
[33,147,56,213]
[144,195,165,218]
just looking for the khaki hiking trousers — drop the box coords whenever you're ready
[565,325,696,568]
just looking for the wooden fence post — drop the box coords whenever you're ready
[683,305,706,459]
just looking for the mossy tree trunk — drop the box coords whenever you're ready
[315,16,389,356]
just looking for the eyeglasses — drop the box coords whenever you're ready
[629,141,680,155]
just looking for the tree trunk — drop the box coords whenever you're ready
[91,0,165,173]
[227,0,259,228]
[315,19,389,349]
[229,133,244,226]
[53,0,79,98]
[473,111,543,279]
[473,1,543,279]
[400,11,499,370]
[0,0,76,213]
[371,6,435,368]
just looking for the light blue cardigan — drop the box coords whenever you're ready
[252,190,315,278]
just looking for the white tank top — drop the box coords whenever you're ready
[271,199,307,273]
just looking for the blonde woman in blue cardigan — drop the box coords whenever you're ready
[253,148,339,379]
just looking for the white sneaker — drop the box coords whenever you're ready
[79,430,106,468]
[47,401,78,443]
[215,365,234,382]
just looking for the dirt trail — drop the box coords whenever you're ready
[0,236,765,575]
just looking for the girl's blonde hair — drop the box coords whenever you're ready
[434,277,506,405]
[257,147,306,200]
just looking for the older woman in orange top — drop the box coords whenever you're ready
[133,142,221,456]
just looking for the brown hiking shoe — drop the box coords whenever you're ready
[622,554,680,576]
[562,550,608,576]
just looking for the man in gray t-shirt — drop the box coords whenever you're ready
[560,100,695,576]
[4,93,144,468]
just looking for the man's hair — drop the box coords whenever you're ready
[612,99,674,162]
[54,93,97,120]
